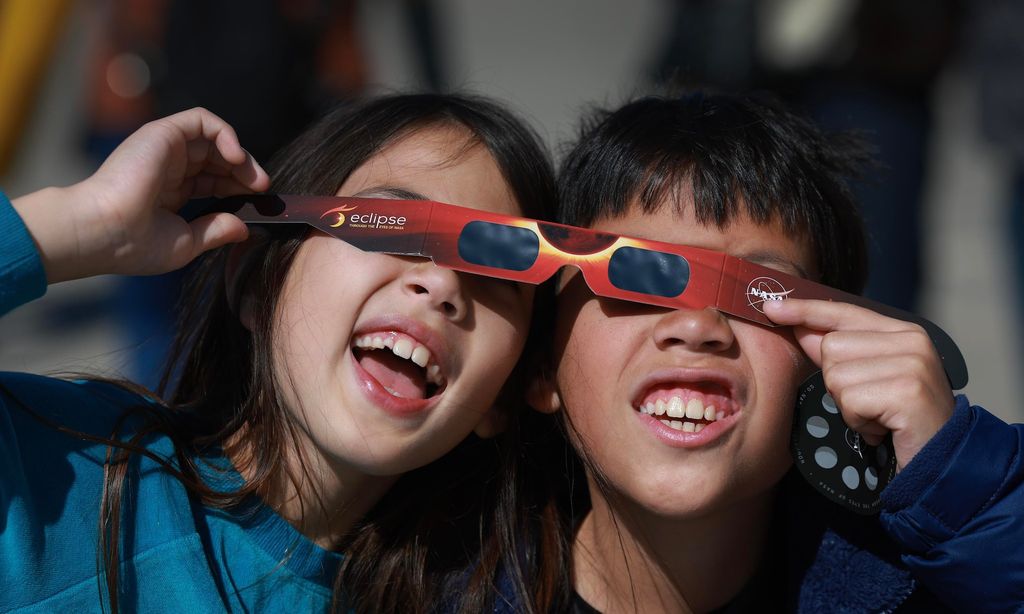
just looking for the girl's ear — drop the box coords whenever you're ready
[473,405,508,439]
[527,369,562,414]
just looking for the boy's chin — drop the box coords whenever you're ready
[602,469,787,522]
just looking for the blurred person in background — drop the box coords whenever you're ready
[82,0,447,388]
[968,0,1024,348]
[85,0,369,388]
[649,0,964,312]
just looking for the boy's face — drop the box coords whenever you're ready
[544,196,816,517]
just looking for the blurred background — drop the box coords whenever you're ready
[1,0,1022,422]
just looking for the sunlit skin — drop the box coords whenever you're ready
[532,196,818,613]
[251,125,535,547]
[531,189,955,612]
[9,105,959,608]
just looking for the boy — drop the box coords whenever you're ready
[522,91,1023,612]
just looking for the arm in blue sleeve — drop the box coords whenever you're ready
[880,395,1024,612]
[0,191,47,315]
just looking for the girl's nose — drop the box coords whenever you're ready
[401,261,468,321]
[651,306,735,353]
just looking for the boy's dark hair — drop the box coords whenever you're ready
[558,90,870,293]
[498,89,877,611]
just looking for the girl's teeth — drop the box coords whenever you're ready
[426,364,443,386]
[355,334,441,384]
[704,405,717,421]
[655,399,667,416]
[411,346,430,368]
[393,339,413,359]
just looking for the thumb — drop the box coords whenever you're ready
[186,213,250,260]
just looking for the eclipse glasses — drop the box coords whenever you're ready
[206,193,967,391]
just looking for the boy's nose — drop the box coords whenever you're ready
[652,306,735,352]
[401,261,468,321]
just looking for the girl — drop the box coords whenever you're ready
[1,94,556,612]
[507,91,1024,612]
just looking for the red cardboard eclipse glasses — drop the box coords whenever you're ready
[205,193,967,391]
[202,192,968,514]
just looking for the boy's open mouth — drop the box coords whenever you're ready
[634,384,735,433]
[353,332,447,400]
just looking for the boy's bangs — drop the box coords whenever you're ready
[622,153,800,239]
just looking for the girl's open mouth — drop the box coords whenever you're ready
[353,332,447,400]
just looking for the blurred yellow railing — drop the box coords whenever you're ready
[0,0,73,176]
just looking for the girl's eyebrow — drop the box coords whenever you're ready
[738,250,810,279]
[353,186,430,200]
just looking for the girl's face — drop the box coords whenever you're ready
[545,196,816,518]
[272,125,533,477]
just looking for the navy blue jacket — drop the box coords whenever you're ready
[479,397,1023,613]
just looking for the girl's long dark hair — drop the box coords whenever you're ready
[76,93,562,613]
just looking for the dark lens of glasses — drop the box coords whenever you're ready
[458,221,540,271]
[608,247,689,297]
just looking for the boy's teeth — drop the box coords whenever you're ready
[647,396,724,424]
[667,397,684,418]
[685,398,703,420]
[658,419,702,432]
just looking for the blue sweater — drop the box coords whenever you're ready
[0,193,342,612]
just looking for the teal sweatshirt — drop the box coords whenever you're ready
[0,192,342,612]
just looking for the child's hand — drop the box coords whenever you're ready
[13,107,270,283]
[762,298,955,471]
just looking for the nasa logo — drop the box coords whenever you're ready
[745,276,794,313]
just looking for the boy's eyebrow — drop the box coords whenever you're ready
[353,186,430,200]
[736,250,809,279]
